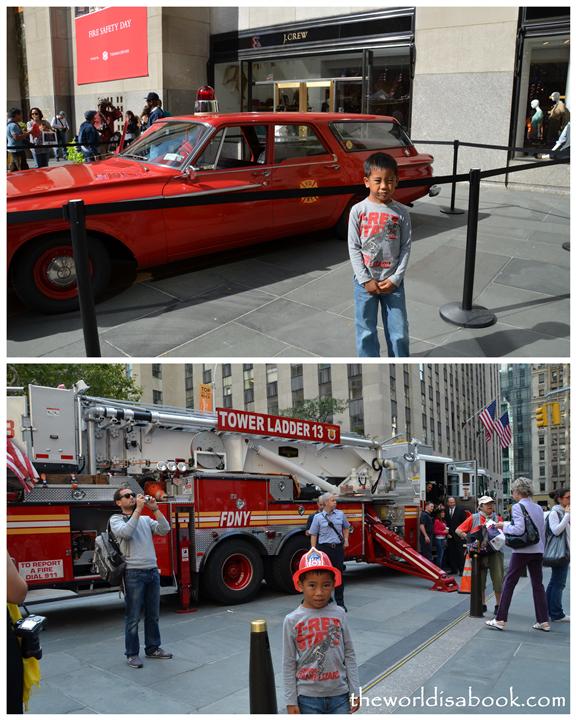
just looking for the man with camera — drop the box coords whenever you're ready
[110,488,172,668]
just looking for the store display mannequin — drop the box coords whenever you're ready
[528,98,543,141]
[547,91,570,144]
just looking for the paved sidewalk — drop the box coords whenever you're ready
[8,183,569,358]
[26,560,569,714]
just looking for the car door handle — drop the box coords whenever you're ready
[325,163,340,171]
[252,169,271,177]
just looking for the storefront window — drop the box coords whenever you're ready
[514,33,570,155]
[368,48,412,129]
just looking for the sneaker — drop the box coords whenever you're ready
[551,615,570,623]
[127,655,143,668]
[485,618,505,631]
[532,622,551,632]
[146,648,173,659]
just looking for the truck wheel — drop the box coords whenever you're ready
[272,534,310,594]
[11,235,111,314]
[204,540,264,604]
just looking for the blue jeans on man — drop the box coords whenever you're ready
[124,568,162,657]
[353,279,409,357]
[546,564,569,621]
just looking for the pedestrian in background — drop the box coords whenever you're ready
[305,495,325,536]
[50,110,69,160]
[78,111,100,162]
[7,553,28,714]
[433,509,448,569]
[545,487,570,623]
[419,501,435,562]
[283,549,360,714]
[456,496,504,615]
[27,108,52,168]
[110,487,172,668]
[309,493,350,611]
[124,110,141,147]
[6,108,31,171]
[143,92,168,130]
[445,496,469,575]
[486,477,549,632]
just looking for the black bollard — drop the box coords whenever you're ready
[66,199,101,357]
[469,550,484,618]
[249,619,278,714]
[439,169,497,328]
[440,139,465,215]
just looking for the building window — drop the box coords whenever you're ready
[222,370,233,409]
[266,364,279,415]
[513,9,570,156]
[291,364,304,405]
[243,364,254,409]
[152,364,162,379]
[203,365,212,385]
[152,389,163,405]
[348,365,363,434]
[222,364,232,378]
[185,364,194,409]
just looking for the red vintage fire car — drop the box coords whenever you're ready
[8,111,438,313]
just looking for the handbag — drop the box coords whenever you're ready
[543,509,570,567]
[504,504,540,549]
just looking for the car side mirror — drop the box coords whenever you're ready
[182,166,198,181]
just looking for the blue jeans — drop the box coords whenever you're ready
[353,279,409,357]
[546,563,569,620]
[434,538,446,568]
[124,568,161,657]
[298,693,350,714]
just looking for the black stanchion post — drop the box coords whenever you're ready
[440,139,465,215]
[249,619,278,714]
[562,242,570,252]
[469,550,484,618]
[439,169,497,328]
[66,199,102,357]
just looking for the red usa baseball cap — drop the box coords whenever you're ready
[292,548,342,591]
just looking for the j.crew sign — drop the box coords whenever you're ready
[283,30,309,44]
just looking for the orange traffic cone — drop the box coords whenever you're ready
[458,554,472,594]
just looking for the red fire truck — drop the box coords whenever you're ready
[8,385,498,607]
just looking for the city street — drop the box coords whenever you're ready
[26,554,569,714]
[7,183,569,358]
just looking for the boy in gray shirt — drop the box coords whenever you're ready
[283,548,360,714]
[110,487,172,668]
[348,152,411,357]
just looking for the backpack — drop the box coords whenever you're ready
[92,517,126,585]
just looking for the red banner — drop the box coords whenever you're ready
[216,408,341,444]
[75,7,148,85]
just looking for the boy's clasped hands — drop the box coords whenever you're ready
[363,278,397,295]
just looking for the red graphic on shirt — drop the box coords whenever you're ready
[358,211,400,270]
[294,616,343,682]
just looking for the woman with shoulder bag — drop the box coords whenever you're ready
[486,477,550,632]
[545,487,570,623]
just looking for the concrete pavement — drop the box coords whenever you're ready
[8,183,569,358]
[25,558,569,714]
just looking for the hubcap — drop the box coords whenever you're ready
[222,553,253,591]
[46,255,76,287]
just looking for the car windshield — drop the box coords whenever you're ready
[119,121,210,169]
[331,121,412,151]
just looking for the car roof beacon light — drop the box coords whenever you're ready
[195,85,219,114]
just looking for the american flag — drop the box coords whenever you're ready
[7,438,39,493]
[494,412,512,449]
[478,400,497,441]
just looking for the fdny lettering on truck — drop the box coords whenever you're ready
[219,510,252,527]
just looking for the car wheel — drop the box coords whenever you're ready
[11,235,111,314]
[271,534,310,594]
[203,540,264,604]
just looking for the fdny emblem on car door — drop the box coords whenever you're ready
[299,178,319,203]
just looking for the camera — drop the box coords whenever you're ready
[14,614,47,660]
[145,495,153,502]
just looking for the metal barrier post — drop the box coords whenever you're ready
[67,199,102,357]
[440,139,465,215]
[249,619,278,714]
[469,550,484,618]
[439,169,497,328]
